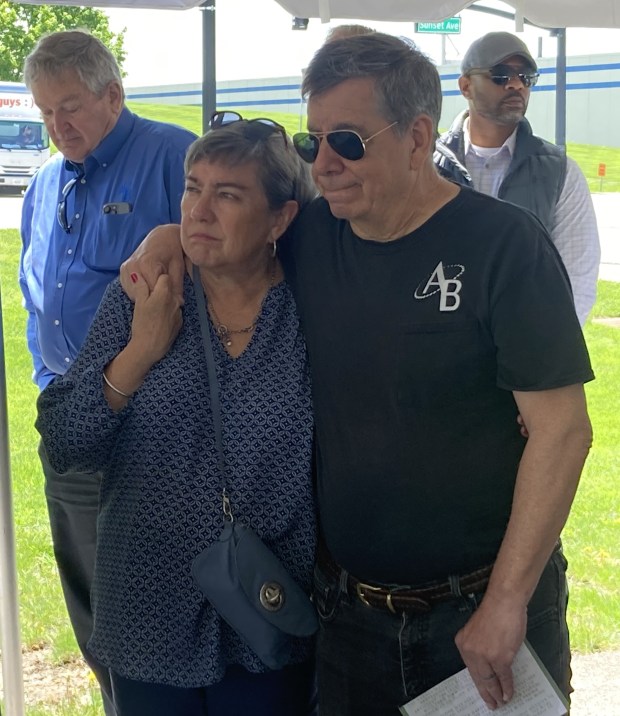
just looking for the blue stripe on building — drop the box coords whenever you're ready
[0,83,29,93]
[126,62,620,106]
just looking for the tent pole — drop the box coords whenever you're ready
[0,292,25,716]
[554,27,567,151]
[201,0,216,134]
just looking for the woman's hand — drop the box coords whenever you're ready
[102,274,183,411]
[129,273,183,367]
[120,224,185,303]
[517,414,529,439]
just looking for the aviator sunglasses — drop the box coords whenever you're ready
[293,121,398,163]
[468,64,540,88]
[209,110,287,144]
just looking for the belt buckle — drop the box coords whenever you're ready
[356,582,397,614]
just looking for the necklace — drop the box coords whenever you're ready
[208,261,276,348]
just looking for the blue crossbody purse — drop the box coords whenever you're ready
[189,264,318,670]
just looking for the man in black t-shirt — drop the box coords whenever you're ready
[286,35,592,716]
[123,33,593,716]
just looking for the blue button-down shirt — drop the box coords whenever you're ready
[20,108,196,389]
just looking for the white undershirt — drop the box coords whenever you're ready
[464,118,517,198]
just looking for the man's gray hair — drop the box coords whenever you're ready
[23,30,123,98]
[325,24,377,43]
[184,122,317,210]
[302,32,442,137]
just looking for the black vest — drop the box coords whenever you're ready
[434,113,567,234]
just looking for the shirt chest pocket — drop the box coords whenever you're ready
[396,320,495,409]
[82,212,140,273]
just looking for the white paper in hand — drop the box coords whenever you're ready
[400,642,568,716]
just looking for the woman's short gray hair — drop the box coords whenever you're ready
[302,32,441,137]
[23,30,123,99]
[184,122,317,210]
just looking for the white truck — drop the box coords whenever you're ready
[0,81,50,190]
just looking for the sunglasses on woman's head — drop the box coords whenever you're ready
[293,121,398,163]
[209,110,287,145]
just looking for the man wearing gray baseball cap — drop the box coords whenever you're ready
[461,30,538,74]
[435,31,600,326]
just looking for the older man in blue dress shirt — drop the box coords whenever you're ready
[18,29,196,715]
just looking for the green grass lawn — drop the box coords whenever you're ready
[127,102,620,192]
[2,108,619,711]
[1,226,619,712]
[564,281,620,651]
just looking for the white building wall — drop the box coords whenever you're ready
[439,53,620,147]
[127,76,304,115]
[126,53,620,148]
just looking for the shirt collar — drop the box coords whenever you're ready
[464,116,518,159]
[63,159,84,176]
[79,107,135,173]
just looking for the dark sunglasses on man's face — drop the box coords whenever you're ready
[293,121,398,163]
[209,110,287,144]
[470,65,539,88]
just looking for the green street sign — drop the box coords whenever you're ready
[415,17,461,34]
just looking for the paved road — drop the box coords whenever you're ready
[0,193,24,230]
[2,192,618,282]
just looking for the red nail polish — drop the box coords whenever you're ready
[130,273,138,284]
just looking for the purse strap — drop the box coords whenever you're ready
[192,263,233,521]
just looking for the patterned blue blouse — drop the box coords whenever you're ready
[37,275,316,688]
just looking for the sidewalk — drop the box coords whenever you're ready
[571,650,620,715]
[592,193,620,283]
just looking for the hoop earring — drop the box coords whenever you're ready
[271,242,277,258]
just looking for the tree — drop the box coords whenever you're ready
[0,2,126,82]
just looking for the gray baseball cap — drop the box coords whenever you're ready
[461,32,537,74]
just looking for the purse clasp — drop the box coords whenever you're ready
[260,582,285,611]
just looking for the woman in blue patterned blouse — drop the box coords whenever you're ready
[37,118,318,715]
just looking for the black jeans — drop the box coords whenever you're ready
[314,550,571,716]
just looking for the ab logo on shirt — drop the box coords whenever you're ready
[414,261,464,312]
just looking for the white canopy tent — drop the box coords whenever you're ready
[9,0,620,25]
[2,1,619,714]
[277,0,620,27]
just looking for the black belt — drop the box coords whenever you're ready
[317,542,493,614]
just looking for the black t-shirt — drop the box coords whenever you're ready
[282,188,593,584]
